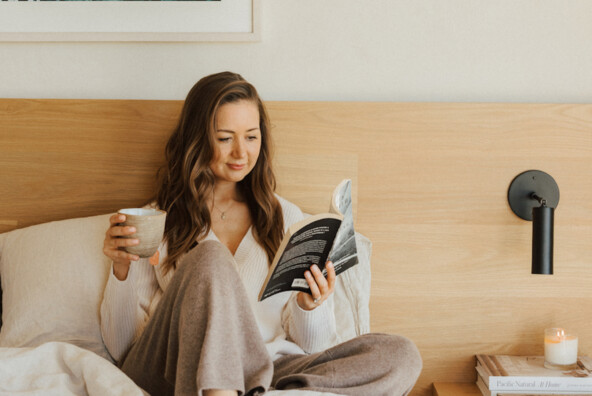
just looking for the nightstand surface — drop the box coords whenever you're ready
[432,382,481,396]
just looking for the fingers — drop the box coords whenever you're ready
[110,213,124,225]
[103,213,140,263]
[298,261,335,311]
[104,246,140,264]
[108,214,136,237]
[304,269,321,301]
[310,262,335,297]
[325,261,336,290]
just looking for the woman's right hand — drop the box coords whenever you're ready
[103,213,140,280]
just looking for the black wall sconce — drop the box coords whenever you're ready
[508,170,560,275]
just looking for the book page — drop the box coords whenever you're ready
[327,179,358,275]
[494,355,592,378]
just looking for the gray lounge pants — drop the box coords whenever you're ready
[120,240,422,396]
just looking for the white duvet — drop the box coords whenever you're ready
[0,215,366,396]
[0,342,343,396]
[0,342,147,396]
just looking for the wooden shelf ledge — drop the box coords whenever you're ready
[433,382,481,396]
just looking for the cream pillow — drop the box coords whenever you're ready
[0,213,371,361]
[333,232,372,340]
[0,214,112,361]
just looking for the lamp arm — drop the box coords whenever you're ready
[531,193,547,207]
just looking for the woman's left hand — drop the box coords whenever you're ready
[297,261,336,311]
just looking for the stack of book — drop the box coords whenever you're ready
[475,354,592,396]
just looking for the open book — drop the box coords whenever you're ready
[258,179,359,301]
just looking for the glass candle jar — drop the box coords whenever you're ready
[544,328,578,370]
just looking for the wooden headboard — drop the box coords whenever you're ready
[2,99,592,396]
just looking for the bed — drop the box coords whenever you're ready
[3,99,591,396]
[0,99,371,396]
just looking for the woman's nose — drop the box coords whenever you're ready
[233,139,246,158]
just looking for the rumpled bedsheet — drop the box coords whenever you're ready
[0,341,147,396]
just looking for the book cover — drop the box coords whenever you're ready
[258,179,358,301]
[475,355,592,394]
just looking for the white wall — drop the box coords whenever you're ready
[1,0,591,103]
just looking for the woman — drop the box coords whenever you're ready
[100,71,421,396]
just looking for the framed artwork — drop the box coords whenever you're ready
[0,0,260,42]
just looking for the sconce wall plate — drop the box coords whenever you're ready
[508,170,560,220]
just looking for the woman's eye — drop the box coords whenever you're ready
[247,135,259,141]
[218,137,231,143]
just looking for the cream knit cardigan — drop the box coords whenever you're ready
[100,196,337,363]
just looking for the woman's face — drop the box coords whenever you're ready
[210,100,262,184]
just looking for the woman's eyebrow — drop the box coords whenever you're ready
[216,127,260,133]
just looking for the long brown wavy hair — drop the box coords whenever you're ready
[155,72,284,273]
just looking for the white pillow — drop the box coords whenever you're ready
[0,214,112,361]
[332,232,372,342]
[0,212,372,362]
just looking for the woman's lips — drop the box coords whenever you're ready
[228,163,246,170]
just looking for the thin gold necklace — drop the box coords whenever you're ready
[212,198,234,220]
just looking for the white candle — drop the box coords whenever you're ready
[544,328,578,369]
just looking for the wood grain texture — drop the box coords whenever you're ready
[1,99,592,396]
[432,382,481,396]
[0,99,181,232]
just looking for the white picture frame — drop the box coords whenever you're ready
[0,0,260,42]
